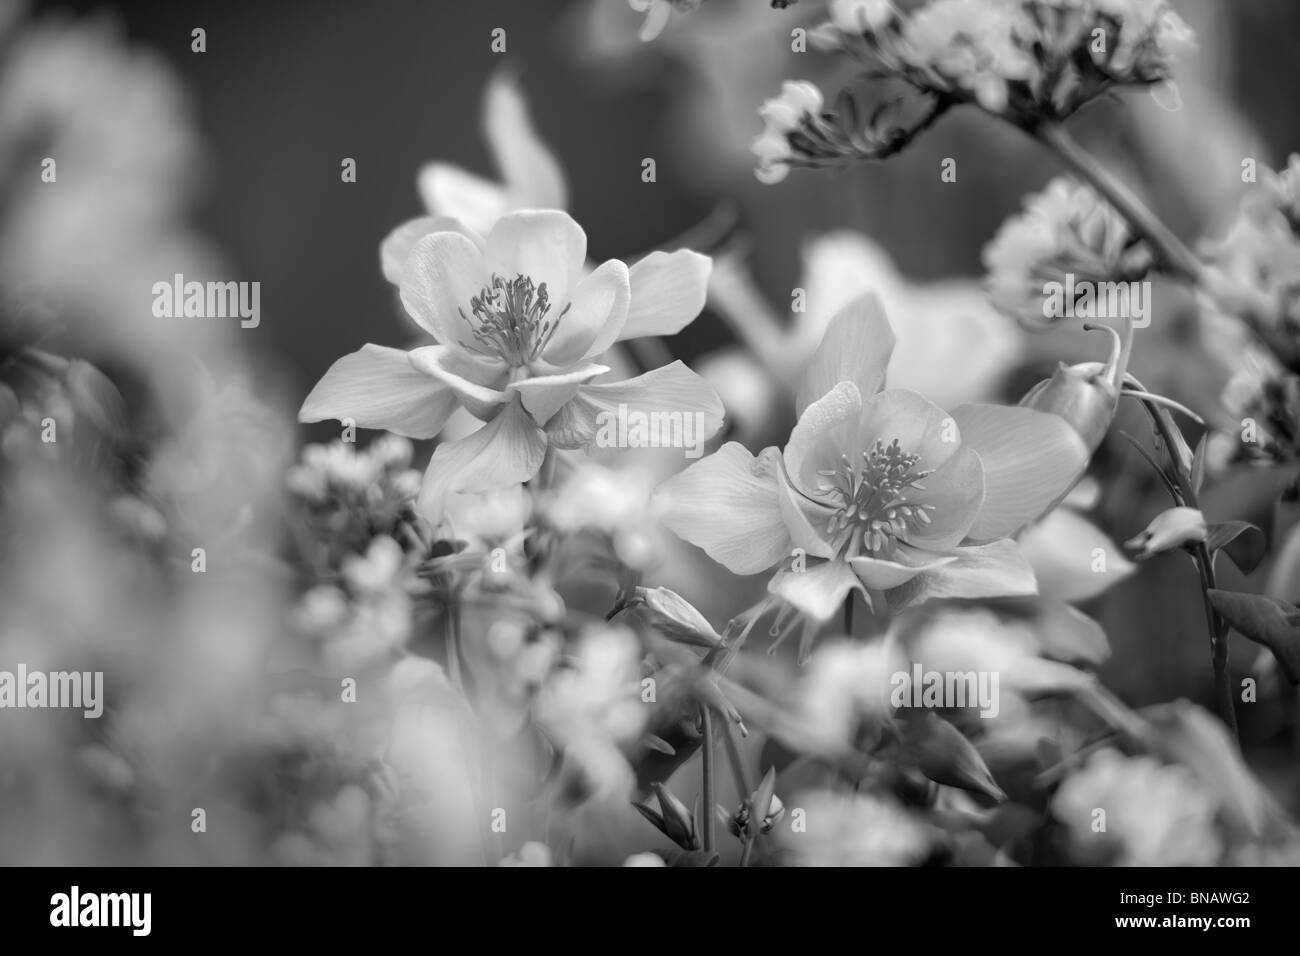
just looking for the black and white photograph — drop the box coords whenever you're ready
[1,0,1299,909]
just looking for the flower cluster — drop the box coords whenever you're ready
[1203,156,1300,465]
[982,176,1150,328]
[812,0,1193,123]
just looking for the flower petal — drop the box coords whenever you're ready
[483,72,567,212]
[795,293,895,416]
[1017,508,1134,603]
[768,560,864,623]
[417,399,547,523]
[887,539,1037,611]
[850,547,956,591]
[783,380,863,496]
[380,216,485,285]
[655,442,791,575]
[509,363,609,426]
[484,210,586,314]
[417,163,510,237]
[299,344,457,439]
[776,466,837,559]
[541,259,630,366]
[637,0,673,41]
[902,444,984,551]
[857,389,960,476]
[399,231,488,344]
[408,345,509,420]
[619,250,712,341]
[950,404,1090,542]
[544,361,725,452]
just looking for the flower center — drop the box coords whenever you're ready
[813,438,935,556]
[459,273,568,367]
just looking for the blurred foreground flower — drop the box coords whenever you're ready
[778,790,938,865]
[1052,748,1222,865]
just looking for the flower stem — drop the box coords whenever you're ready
[722,719,753,798]
[1035,122,1205,284]
[843,593,855,637]
[700,704,717,854]
[1142,399,1240,744]
[446,601,463,689]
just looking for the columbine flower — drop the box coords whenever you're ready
[300,209,722,521]
[1052,749,1222,866]
[658,294,1090,636]
[983,176,1148,328]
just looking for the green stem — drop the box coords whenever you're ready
[1036,122,1204,283]
[700,705,717,854]
[843,593,855,638]
[446,601,463,689]
[1144,401,1239,744]
[722,720,753,798]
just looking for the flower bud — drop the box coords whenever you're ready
[1125,506,1208,560]
[633,782,699,850]
[632,586,724,649]
[1021,361,1119,454]
[1019,323,1127,454]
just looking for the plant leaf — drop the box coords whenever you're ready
[898,712,1006,802]
[1206,589,1300,685]
[1205,521,1267,574]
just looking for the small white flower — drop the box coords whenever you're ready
[829,0,897,34]
[983,176,1138,326]
[752,81,825,183]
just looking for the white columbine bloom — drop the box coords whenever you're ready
[300,209,721,520]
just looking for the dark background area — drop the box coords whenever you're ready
[30,0,717,412]
[26,0,1300,406]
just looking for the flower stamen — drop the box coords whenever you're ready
[813,438,934,555]
[458,273,568,366]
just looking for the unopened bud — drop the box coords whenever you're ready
[1020,324,1127,453]
[632,586,724,649]
[1124,506,1207,560]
